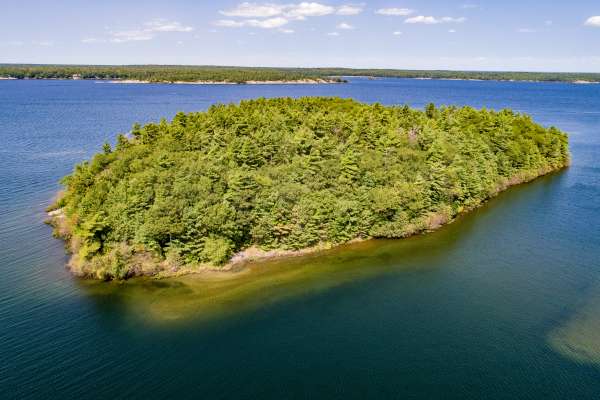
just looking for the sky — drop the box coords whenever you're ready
[0,0,599,72]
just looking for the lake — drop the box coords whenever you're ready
[1,78,599,399]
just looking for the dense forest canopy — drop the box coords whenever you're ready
[315,68,600,82]
[51,97,569,279]
[2,64,600,83]
[0,64,341,83]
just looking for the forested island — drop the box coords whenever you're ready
[48,97,569,280]
[2,64,600,83]
[0,65,343,84]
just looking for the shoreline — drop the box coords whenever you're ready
[47,163,568,281]
[105,78,342,85]
[411,77,600,84]
[3,76,599,85]
[330,75,600,84]
[0,77,342,85]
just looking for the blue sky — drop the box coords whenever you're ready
[0,0,599,72]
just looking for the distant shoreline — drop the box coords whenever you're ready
[2,76,598,85]
[0,76,341,85]
[105,78,341,85]
[355,76,600,84]
[3,65,600,85]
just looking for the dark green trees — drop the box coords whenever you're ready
[53,97,569,279]
[2,64,599,83]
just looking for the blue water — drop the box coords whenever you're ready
[1,78,600,399]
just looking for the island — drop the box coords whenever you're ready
[0,64,345,84]
[2,64,600,84]
[47,97,569,280]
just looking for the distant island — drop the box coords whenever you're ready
[47,97,569,280]
[2,64,600,84]
[0,65,344,84]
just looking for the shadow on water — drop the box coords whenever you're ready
[76,170,570,330]
[548,282,600,365]
[538,166,600,366]
[545,172,600,365]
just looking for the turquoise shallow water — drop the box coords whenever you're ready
[1,78,599,399]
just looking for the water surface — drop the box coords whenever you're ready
[1,78,599,399]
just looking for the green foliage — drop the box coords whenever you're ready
[102,142,112,154]
[201,236,234,265]
[0,64,344,83]
[1,64,599,83]
[56,97,569,279]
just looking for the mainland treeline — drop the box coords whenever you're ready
[2,64,599,83]
[51,97,569,279]
[0,65,341,83]
[316,68,600,83]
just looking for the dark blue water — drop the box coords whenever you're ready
[1,78,599,399]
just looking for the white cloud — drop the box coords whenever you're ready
[213,1,363,38]
[110,30,155,43]
[251,17,289,28]
[217,2,353,30]
[336,4,364,15]
[584,16,600,27]
[545,20,553,26]
[392,31,402,35]
[441,17,466,23]
[103,19,194,43]
[220,2,336,20]
[460,4,479,9]
[405,16,438,24]
[517,28,536,33]
[405,16,466,24]
[375,8,414,16]
[286,2,334,18]
[215,17,289,29]
[144,19,194,32]
[214,19,246,27]
[220,2,284,17]
[448,29,456,33]
[337,22,354,30]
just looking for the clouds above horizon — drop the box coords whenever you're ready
[218,2,363,19]
[375,8,414,16]
[215,2,470,33]
[83,19,195,43]
[214,17,289,29]
[405,16,466,24]
[584,16,600,27]
[337,22,354,30]
[215,2,363,31]
[336,4,364,15]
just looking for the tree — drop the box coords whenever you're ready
[52,97,569,279]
